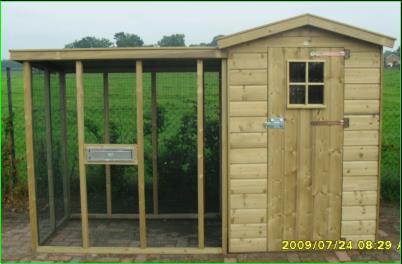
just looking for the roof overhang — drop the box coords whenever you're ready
[9,47,227,61]
[217,13,396,49]
[9,47,226,73]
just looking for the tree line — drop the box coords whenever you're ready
[65,32,224,48]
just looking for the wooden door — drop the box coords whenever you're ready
[267,47,344,251]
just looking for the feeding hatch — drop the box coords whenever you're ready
[85,144,138,165]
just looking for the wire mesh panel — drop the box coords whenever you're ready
[142,61,222,247]
[143,72,154,213]
[204,70,221,247]
[32,70,82,246]
[49,73,65,224]
[1,68,27,200]
[8,60,222,249]
[83,74,107,214]
[155,71,198,214]
[83,71,140,247]
[66,73,81,215]
[47,72,83,246]
[204,71,220,214]
[108,73,139,214]
[32,69,51,243]
[145,69,198,247]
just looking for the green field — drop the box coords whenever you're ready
[1,68,401,205]
[380,68,400,201]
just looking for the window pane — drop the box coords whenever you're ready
[308,62,324,82]
[289,85,306,104]
[289,62,306,82]
[308,85,324,104]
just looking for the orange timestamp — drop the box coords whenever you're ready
[282,240,400,251]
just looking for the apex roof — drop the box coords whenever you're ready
[217,13,395,49]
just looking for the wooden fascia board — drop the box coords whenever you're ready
[10,48,227,61]
[307,15,395,48]
[218,14,395,49]
[218,16,308,48]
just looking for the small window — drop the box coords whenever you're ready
[308,62,324,82]
[288,61,325,108]
[308,85,324,104]
[289,85,306,104]
[289,62,306,82]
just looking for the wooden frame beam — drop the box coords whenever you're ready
[76,61,90,248]
[37,246,223,254]
[220,59,228,254]
[197,59,205,249]
[24,61,39,251]
[31,61,64,73]
[151,71,158,215]
[10,48,227,61]
[136,60,147,248]
[44,70,56,232]
[59,72,70,218]
[103,73,112,216]
[70,212,220,220]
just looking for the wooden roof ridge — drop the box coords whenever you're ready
[217,13,395,48]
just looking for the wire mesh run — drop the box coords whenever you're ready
[32,70,82,246]
[29,59,222,248]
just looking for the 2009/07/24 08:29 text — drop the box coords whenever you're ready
[282,240,400,251]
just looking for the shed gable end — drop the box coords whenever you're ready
[218,14,395,49]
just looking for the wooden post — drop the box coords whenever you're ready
[151,71,158,215]
[220,59,228,253]
[136,60,147,248]
[197,59,205,249]
[6,68,17,203]
[44,70,56,231]
[103,73,112,217]
[76,61,90,248]
[24,62,39,250]
[218,70,222,217]
[59,72,70,218]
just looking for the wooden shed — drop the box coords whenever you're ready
[10,14,395,254]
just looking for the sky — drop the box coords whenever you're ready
[1,2,401,59]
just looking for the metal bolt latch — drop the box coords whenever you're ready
[264,117,285,129]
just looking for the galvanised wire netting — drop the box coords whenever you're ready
[1,66,400,208]
[30,70,77,245]
[31,69,50,243]
[1,67,222,205]
[2,69,26,201]
[2,64,224,247]
[82,72,139,214]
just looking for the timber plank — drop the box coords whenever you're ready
[229,85,267,101]
[342,191,377,206]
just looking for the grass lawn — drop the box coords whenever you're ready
[381,68,400,201]
[1,68,401,202]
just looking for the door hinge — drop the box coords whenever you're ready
[311,118,349,128]
[343,118,350,128]
[310,49,350,59]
